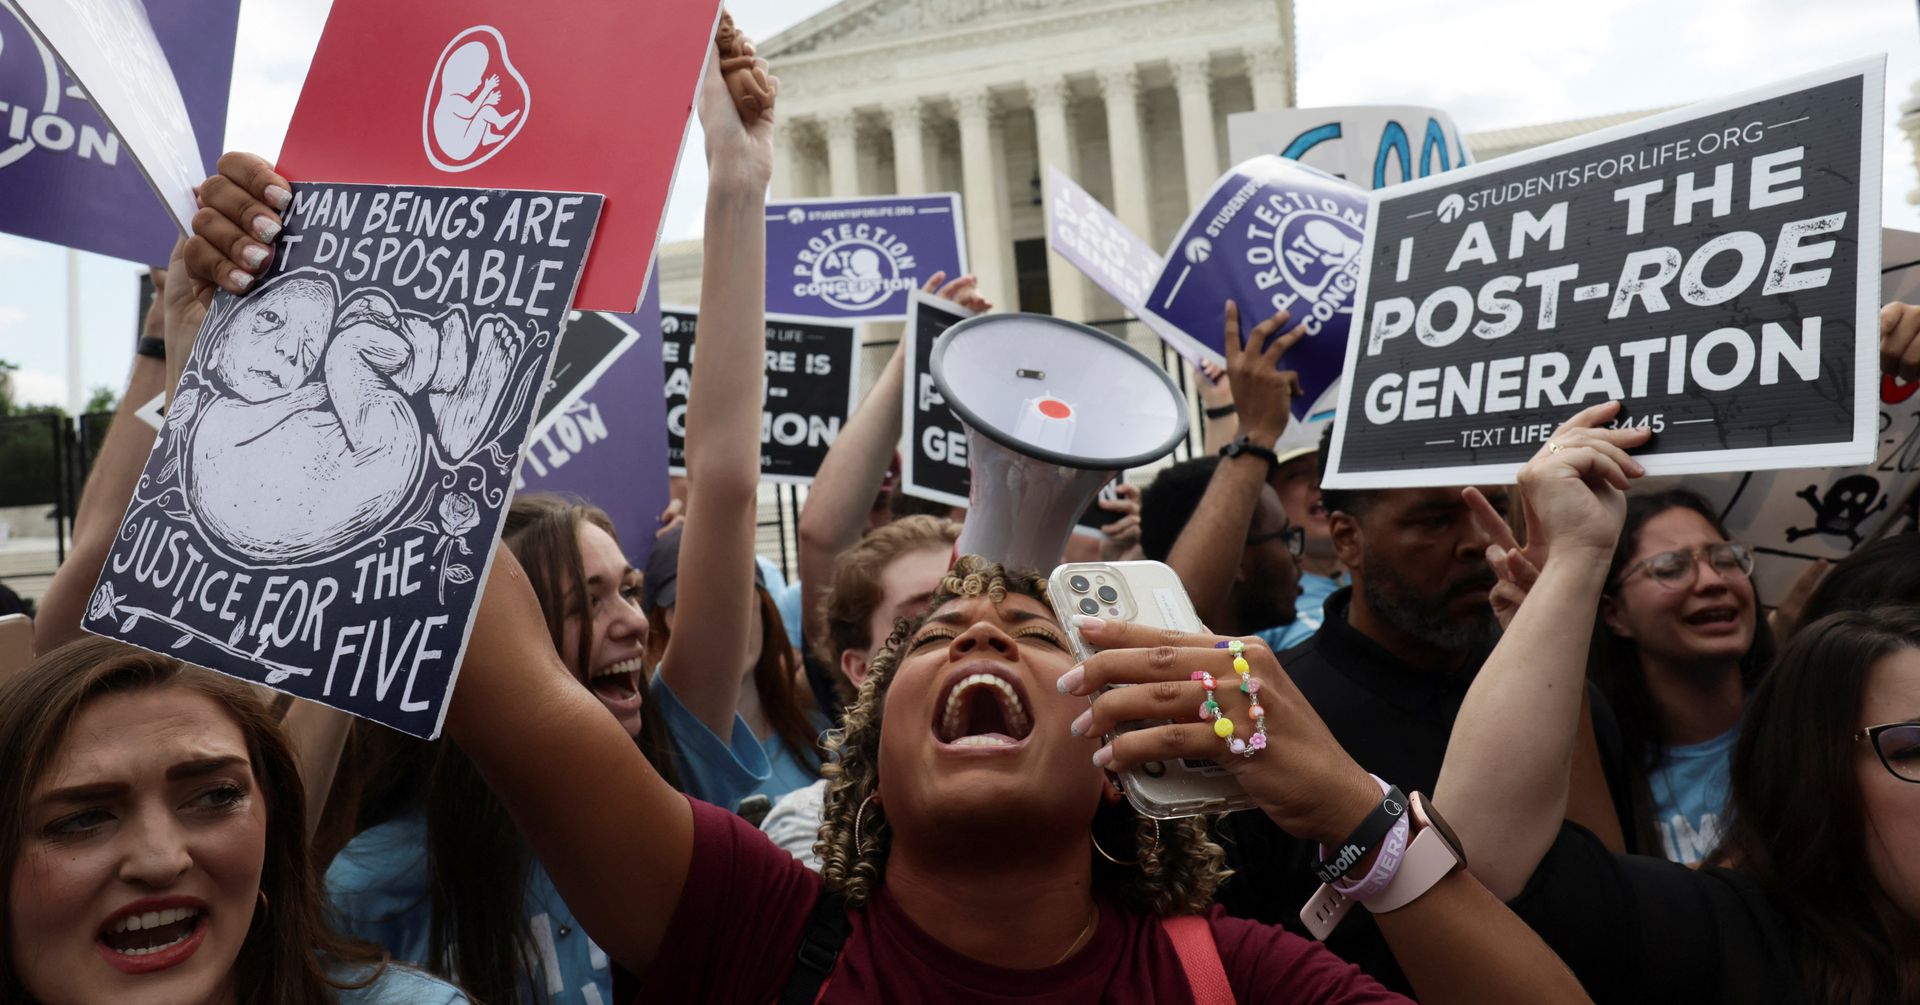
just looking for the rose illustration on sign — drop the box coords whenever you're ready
[422,26,529,173]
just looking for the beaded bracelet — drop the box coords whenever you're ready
[1192,640,1268,757]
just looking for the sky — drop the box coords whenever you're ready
[3,0,1918,409]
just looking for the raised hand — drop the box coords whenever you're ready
[186,152,292,298]
[1063,617,1382,848]
[922,270,992,313]
[1881,301,1920,382]
[1515,401,1650,563]
[1221,300,1305,444]
[1098,483,1143,561]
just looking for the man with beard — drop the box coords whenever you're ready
[1210,428,1520,992]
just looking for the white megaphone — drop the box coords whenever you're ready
[931,313,1190,572]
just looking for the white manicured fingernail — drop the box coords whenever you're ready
[253,215,281,242]
[240,245,269,269]
[265,185,292,210]
[228,270,253,291]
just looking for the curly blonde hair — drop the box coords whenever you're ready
[814,555,1229,915]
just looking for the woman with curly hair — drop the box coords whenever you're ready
[443,542,1592,1001]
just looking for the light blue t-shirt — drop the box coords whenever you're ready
[1647,725,1739,865]
[1257,571,1346,652]
[651,671,824,811]
[333,963,471,1004]
[326,814,610,1005]
[756,556,806,651]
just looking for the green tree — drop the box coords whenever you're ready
[85,385,118,414]
[0,359,67,507]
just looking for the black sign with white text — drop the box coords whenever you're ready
[1325,61,1882,488]
[902,291,973,508]
[661,308,859,484]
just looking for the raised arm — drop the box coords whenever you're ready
[795,273,986,639]
[655,46,778,737]
[1434,402,1647,899]
[1165,301,1299,628]
[450,545,692,976]
[32,272,168,652]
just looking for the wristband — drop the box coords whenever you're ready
[1310,781,1407,885]
[1331,781,1410,903]
[1202,402,1237,419]
[136,335,167,361]
[1218,436,1280,475]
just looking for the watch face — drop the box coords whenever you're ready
[1413,792,1467,866]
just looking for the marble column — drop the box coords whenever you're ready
[1028,76,1092,321]
[824,110,861,198]
[1171,53,1220,208]
[955,88,1011,308]
[887,99,929,195]
[1097,65,1154,244]
[770,122,801,199]
[1901,79,1920,205]
[1247,44,1291,112]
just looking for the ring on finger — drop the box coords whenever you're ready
[1547,440,1564,454]
[1192,640,1268,756]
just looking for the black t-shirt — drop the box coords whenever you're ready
[1213,588,1633,993]
[1510,822,1806,1005]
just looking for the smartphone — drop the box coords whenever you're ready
[1048,561,1255,819]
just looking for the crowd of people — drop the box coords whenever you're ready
[2,28,1919,1005]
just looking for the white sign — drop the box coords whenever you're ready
[7,0,205,233]
[1226,105,1473,190]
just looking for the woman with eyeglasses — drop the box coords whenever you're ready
[1433,402,1920,1004]
[1586,490,1772,864]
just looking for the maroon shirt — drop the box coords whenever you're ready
[632,797,1409,1004]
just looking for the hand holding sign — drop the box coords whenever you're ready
[1882,301,1920,383]
[1222,301,1306,444]
[185,151,292,296]
[1518,402,1651,559]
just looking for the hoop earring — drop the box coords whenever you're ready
[1092,817,1160,867]
[255,890,270,917]
[852,793,880,851]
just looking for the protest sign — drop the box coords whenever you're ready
[86,181,604,738]
[659,308,860,484]
[534,307,638,431]
[1227,106,1472,190]
[1140,156,1369,413]
[518,284,674,568]
[1044,166,1199,362]
[1680,227,1920,600]
[766,194,968,320]
[0,0,236,264]
[1323,59,1884,489]
[278,0,718,312]
[901,290,975,508]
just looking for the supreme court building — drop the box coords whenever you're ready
[655,0,1654,330]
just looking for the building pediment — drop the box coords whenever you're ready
[762,0,1127,59]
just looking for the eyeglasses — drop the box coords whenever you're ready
[1616,542,1754,590]
[1856,721,1920,784]
[1248,524,1306,559]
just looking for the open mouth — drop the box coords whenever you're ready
[933,667,1034,747]
[588,657,644,707]
[97,904,206,973]
[1682,606,1741,627]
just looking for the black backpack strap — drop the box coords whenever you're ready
[777,892,850,1005]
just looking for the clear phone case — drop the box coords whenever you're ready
[1049,560,1256,820]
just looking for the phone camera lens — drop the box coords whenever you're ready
[1068,575,1091,593]
[1078,597,1100,615]
[1096,585,1119,604]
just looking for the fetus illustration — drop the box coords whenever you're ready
[424,26,529,172]
[185,269,524,565]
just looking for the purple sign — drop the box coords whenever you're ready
[766,193,967,321]
[0,0,238,265]
[1140,157,1369,415]
[1044,166,1197,363]
[516,280,673,568]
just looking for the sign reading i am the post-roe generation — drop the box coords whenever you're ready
[1322,59,1883,489]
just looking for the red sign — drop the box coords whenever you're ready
[279,1,720,312]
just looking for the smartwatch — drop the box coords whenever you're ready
[1218,435,1279,474]
[1299,791,1467,940]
